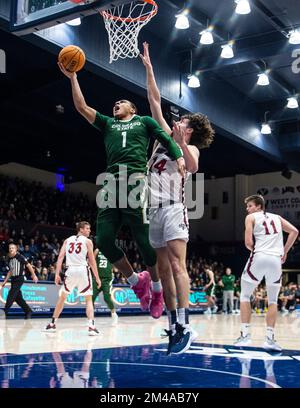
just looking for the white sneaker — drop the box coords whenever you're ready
[111,312,118,325]
[204,309,211,315]
[212,306,218,314]
[88,326,100,336]
[234,333,252,346]
[263,337,282,352]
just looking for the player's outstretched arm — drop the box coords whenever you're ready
[87,240,101,289]
[58,62,96,124]
[55,240,67,285]
[280,217,299,263]
[244,214,254,251]
[140,42,171,135]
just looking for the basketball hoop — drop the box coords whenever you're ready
[99,0,158,63]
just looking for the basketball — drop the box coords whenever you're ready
[58,45,86,73]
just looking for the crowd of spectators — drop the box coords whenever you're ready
[0,175,96,228]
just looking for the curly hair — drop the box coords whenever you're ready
[182,113,215,149]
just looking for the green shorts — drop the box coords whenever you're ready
[206,285,215,297]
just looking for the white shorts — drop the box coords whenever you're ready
[62,266,93,297]
[149,203,189,248]
[241,252,282,286]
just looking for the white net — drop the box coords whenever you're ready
[100,1,158,63]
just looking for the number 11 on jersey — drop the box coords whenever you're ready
[121,131,127,148]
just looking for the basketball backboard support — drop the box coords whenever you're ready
[10,0,131,35]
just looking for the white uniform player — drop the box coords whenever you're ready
[242,211,284,287]
[148,143,190,248]
[43,222,101,336]
[62,235,93,297]
[235,195,298,351]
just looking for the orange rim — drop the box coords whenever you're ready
[100,0,158,23]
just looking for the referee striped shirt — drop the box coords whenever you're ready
[5,254,28,277]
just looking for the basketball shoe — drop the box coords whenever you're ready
[234,333,252,346]
[43,323,56,333]
[263,337,282,352]
[149,289,164,319]
[88,326,100,336]
[131,271,151,311]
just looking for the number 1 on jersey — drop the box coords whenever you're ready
[121,131,127,148]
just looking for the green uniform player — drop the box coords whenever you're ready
[57,60,185,319]
[93,111,183,266]
[203,266,218,314]
[93,249,118,323]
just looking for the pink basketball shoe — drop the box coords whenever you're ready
[150,289,164,319]
[131,271,151,311]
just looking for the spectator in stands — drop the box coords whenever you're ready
[295,285,300,305]
[254,285,267,314]
[220,267,235,314]
[281,282,296,313]
[48,265,56,281]
[22,245,35,262]
[35,260,43,276]
[39,267,49,281]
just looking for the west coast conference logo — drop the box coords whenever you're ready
[111,287,140,307]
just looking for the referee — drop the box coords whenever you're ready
[0,243,38,319]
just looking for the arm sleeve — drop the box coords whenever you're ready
[92,111,110,131]
[143,116,182,160]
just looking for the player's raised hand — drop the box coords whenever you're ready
[140,42,152,68]
[57,62,77,79]
[32,275,38,284]
[176,157,186,177]
[172,120,186,147]
[55,274,62,286]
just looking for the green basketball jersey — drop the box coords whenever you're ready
[96,251,112,279]
[92,113,182,176]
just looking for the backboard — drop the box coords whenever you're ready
[9,0,126,35]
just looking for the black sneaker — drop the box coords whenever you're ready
[161,329,176,356]
[43,323,56,333]
[170,323,192,355]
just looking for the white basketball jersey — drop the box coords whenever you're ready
[148,143,190,207]
[253,212,284,256]
[65,235,88,267]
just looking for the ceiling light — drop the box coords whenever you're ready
[287,97,299,109]
[175,13,189,29]
[200,30,214,45]
[257,73,270,86]
[235,0,251,15]
[188,74,200,88]
[261,123,271,134]
[289,30,300,45]
[66,17,81,26]
[221,43,234,59]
